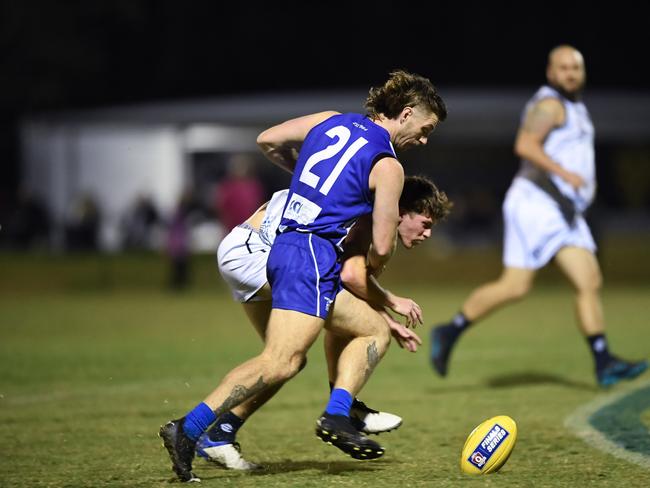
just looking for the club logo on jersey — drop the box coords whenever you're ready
[283,193,322,225]
[467,424,509,469]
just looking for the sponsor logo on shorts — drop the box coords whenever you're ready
[467,423,509,469]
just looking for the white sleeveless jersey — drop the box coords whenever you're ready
[516,85,596,212]
[258,189,289,247]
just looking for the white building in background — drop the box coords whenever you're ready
[21,119,260,251]
[20,90,650,251]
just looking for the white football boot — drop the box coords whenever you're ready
[196,434,262,471]
[350,400,403,435]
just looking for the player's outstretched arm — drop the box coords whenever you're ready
[340,254,423,327]
[367,157,404,272]
[257,111,339,173]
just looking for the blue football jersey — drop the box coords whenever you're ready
[279,113,396,250]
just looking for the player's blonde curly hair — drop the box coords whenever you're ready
[400,175,452,224]
[365,70,447,121]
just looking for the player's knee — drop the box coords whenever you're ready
[298,356,308,372]
[286,354,307,379]
[257,353,297,383]
[577,271,602,294]
[507,280,532,301]
[373,323,391,356]
[275,353,307,381]
[593,272,603,291]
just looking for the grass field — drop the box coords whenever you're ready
[1,253,649,487]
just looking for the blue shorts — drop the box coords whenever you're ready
[267,232,342,319]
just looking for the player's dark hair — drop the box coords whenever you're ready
[365,70,447,122]
[400,175,452,224]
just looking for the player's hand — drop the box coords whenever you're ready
[386,293,423,328]
[378,309,422,352]
[560,169,585,190]
[387,317,423,352]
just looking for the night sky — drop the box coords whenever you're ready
[2,1,649,194]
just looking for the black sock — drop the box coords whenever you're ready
[207,412,245,443]
[587,334,612,370]
[443,312,472,341]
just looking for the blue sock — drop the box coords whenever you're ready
[183,402,216,441]
[325,388,353,417]
[207,412,245,443]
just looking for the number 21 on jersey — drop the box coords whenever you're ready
[299,126,368,195]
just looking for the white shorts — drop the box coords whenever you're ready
[217,225,271,302]
[502,178,596,269]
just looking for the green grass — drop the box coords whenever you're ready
[1,277,649,487]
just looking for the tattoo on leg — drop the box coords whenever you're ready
[214,376,267,417]
[364,341,379,381]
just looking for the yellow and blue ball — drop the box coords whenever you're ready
[460,415,517,475]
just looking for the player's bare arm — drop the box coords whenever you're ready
[367,157,404,271]
[256,111,340,173]
[340,254,422,327]
[339,214,422,326]
[338,221,423,344]
[514,98,585,189]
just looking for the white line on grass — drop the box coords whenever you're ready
[565,380,650,470]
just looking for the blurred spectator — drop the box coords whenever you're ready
[65,193,101,251]
[214,154,264,232]
[166,191,193,290]
[121,194,160,250]
[1,187,50,249]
